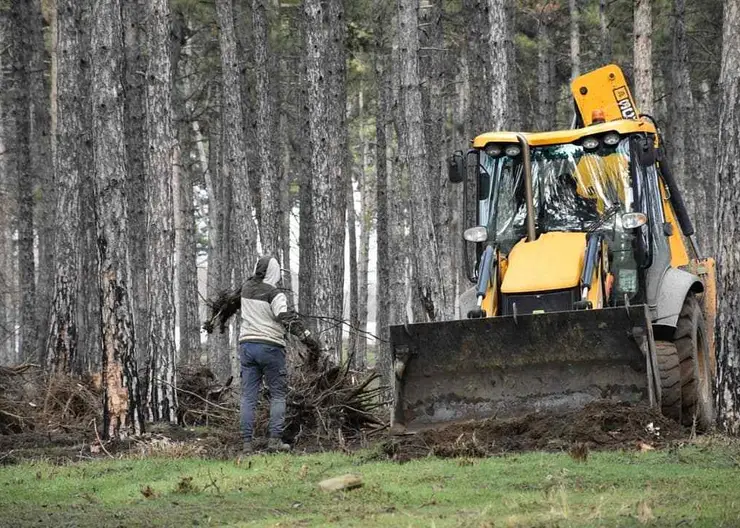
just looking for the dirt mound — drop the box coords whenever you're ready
[386,401,686,460]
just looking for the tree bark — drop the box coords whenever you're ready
[356,89,372,370]
[91,0,143,438]
[693,81,716,254]
[173,16,200,369]
[373,0,393,391]
[28,0,55,366]
[599,0,611,65]
[216,0,258,289]
[398,0,447,322]
[347,181,359,366]
[205,104,232,382]
[10,2,36,364]
[488,0,512,130]
[253,0,280,256]
[47,0,85,375]
[76,2,98,374]
[122,0,149,367]
[144,0,178,424]
[302,0,348,356]
[0,11,16,364]
[536,15,554,131]
[464,0,489,137]
[714,0,740,434]
[633,0,653,115]
[668,0,702,252]
[420,0,455,321]
[465,0,513,134]
[570,0,580,79]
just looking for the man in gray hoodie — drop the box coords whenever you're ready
[239,255,321,453]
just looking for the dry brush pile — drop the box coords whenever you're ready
[196,289,388,448]
[0,364,101,436]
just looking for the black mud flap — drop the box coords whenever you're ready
[390,305,659,432]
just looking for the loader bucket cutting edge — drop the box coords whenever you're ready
[390,305,657,432]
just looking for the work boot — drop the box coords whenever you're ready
[267,438,291,452]
[242,441,254,454]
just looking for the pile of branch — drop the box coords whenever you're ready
[176,367,235,427]
[0,365,101,435]
[280,354,386,447]
[201,288,388,448]
[0,364,38,434]
[202,287,242,334]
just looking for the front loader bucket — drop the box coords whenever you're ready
[390,305,659,432]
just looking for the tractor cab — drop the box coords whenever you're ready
[459,120,662,316]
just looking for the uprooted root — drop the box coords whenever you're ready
[280,354,386,447]
[177,352,387,449]
[176,367,235,427]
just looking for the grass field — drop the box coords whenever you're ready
[3,439,740,527]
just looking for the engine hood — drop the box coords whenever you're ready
[500,232,587,294]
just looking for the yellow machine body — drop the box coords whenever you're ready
[390,65,716,432]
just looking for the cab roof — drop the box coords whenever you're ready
[471,118,657,148]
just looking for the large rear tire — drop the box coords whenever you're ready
[674,294,714,430]
[655,340,682,423]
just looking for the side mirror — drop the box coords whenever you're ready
[637,135,656,166]
[448,150,464,183]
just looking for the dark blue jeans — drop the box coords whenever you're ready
[239,341,287,441]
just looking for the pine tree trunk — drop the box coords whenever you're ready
[253,0,280,255]
[205,98,232,382]
[420,0,455,321]
[599,0,611,65]
[216,0,258,289]
[302,0,348,356]
[570,0,580,79]
[122,0,149,367]
[10,2,36,364]
[373,0,392,391]
[714,0,740,434]
[347,182,359,366]
[694,81,717,254]
[633,0,653,114]
[668,0,702,252]
[275,6,302,287]
[356,90,372,370]
[536,17,554,131]
[47,0,85,375]
[92,0,143,438]
[144,0,177,424]
[75,1,98,375]
[464,0,489,137]
[398,0,446,322]
[465,0,513,134]
[488,0,513,130]
[233,0,261,222]
[173,22,201,368]
[28,0,55,366]
[0,11,15,364]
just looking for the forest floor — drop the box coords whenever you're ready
[4,366,740,525]
[3,438,740,527]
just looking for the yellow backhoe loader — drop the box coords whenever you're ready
[390,65,717,433]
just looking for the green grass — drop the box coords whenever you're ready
[3,440,740,527]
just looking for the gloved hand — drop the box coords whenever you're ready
[303,334,322,352]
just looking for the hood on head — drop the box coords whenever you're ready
[254,255,281,286]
